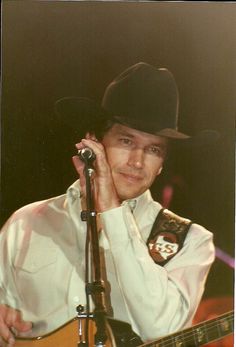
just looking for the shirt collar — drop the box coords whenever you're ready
[66,180,154,213]
[66,180,82,201]
[124,190,154,213]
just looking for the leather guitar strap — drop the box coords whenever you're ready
[146,208,192,266]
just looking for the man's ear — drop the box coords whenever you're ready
[157,166,163,176]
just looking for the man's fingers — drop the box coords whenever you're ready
[72,155,86,194]
[72,155,85,178]
[72,154,84,173]
[80,139,110,176]
[0,306,15,344]
[0,305,32,345]
[81,139,104,156]
[13,320,32,333]
[0,321,15,346]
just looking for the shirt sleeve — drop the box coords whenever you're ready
[0,218,21,309]
[100,204,215,341]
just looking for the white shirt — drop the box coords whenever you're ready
[0,180,215,341]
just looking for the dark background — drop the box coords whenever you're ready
[1,1,235,301]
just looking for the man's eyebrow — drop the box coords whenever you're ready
[115,130,167,148]
[116,130,135,138]
[150,142,167,148]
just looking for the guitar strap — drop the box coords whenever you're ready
[147,208,192,266]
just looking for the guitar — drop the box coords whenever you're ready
[14,310,234,347]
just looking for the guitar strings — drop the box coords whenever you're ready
[149,316,234,347]
[141,313,234,347]
[147,316,234,347]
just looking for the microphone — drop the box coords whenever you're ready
[78,148,96,177]
[78,147,96,163]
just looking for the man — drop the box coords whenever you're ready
[0,62,215,346]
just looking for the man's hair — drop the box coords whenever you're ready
[88,117,117,140]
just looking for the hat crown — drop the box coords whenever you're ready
[102,62,179,135]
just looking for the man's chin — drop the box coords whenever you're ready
[113,176,147,201]
[117,187,145,201]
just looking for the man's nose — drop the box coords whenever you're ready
[127,148,144,169]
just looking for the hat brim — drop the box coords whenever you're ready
[54,96,219,145]
[146,127,190,139]
[54,96,110,137]
[111,116,219,144]
[160,128,220,144]
[54,96,107,125]
[178,129,220,147]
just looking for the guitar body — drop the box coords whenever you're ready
[14,310,234,347]
[15,318,116,347]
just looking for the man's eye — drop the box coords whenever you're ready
[119,138,132,146]
[147,146,161,156]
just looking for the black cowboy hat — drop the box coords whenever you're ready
[54,62,219,144]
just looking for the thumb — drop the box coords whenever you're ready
[72,155,86,189]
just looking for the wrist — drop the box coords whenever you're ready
[98,198,120,212]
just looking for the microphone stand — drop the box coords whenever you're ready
[78,157,108,347]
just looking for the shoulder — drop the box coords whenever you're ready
[152,207,214,252]
[0,193,67,234]
[159,211,215,269]
[17,193,66,217]
[0,193,69,257]
[187,222,214,244]
[181,220,215,263]
[153,207,213,240]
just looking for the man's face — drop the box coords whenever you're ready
[101,124,168,201]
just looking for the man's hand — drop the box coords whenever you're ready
[0,304,32,346]
[72,137,120,212]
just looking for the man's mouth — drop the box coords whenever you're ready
[119,172,144,182]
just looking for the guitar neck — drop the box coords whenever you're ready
[140,310,234,347]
